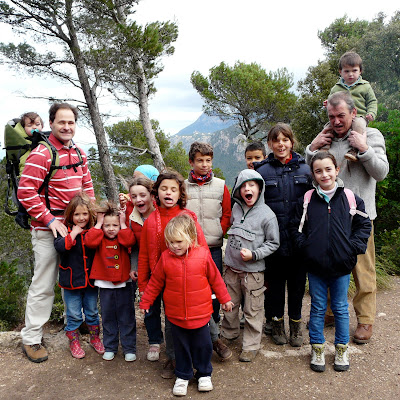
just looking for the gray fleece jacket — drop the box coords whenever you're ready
[225,169,280,273]
[306,127,389,220]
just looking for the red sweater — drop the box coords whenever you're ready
[85,227,136,284]
[137,205,208,293]
[140,246,231,329]
[17,133,94,229]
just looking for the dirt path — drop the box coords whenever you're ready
[1,277,400,400]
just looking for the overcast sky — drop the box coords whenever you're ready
[0,0,398,151]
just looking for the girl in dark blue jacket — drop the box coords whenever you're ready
[291,152,371,373]
[54,193,104,359]
[255,123,312,347]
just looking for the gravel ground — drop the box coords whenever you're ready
[1,277,399,400]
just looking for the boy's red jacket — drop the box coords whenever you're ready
[86,227,136,284]
[140,246,231,329]
[137,205,208,293]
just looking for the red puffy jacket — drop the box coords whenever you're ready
[137,205,207,293]
[140,246,231,329]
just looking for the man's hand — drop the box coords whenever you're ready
[309,125,334,152]
[222,301,234,312]
[348,130,368,153]
[49,219,68,238]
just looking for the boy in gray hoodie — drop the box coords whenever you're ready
[221,169,280,362]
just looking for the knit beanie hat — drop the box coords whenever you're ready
[134,165,159,181]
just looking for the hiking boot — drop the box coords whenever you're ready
[161,359,176,379]
[147,344,161,361]
[271,317,288,345]
[264,320,272,335]
[198,376,213,392]
[66,330,85,359]
[353,323,373,344]
[239,349,258,362]
[310,343,325,372]
[334,344,350,372]
[22,344,48,363]
[289,319,303,347]
[344,148,358,162]
[213,339,232,361]
[172,378,188,396]
[88,325,105,355]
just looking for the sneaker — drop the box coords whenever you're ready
[239,349,258,362]
[310,344,325,372]
[172,378,188,396]
[147,344,161,361]
[102,351,115,361]
[198,376,213,392]
[161,359,176,379]
[23,344,48,363]
[213,339,232,361]
[334,344,350,372]
[125,353,137,362]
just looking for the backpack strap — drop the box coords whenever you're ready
[298,189,314,233]
[343,188,369,218]
[37,138,84,211]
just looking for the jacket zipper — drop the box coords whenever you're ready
[183,258,187,320]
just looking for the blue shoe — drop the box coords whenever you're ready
[102,351,115,361]
[125,353,137,362]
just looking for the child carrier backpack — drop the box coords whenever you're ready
[298,188,369,233]
[4,118,83,229]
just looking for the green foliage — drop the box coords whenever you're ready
[163,141,191,178]
[191,61,297,140]
[50,284,64,323]
[292,61,337,151]
[0,260,28,331]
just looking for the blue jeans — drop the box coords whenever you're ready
[308,273,351,345]
[64,286,99,331]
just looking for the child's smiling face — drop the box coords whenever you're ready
[130,184,153,218]
[158,179,180,209]
[240,180,260,207]
[312,158,339,191]
[72,205,90,228]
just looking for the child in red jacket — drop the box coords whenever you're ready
[86,202,136,362]
[140,214,233,396]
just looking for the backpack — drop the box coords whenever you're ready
[298,188,369,233]
[4,119,83,229]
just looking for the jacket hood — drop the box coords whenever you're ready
[232,169,265,206]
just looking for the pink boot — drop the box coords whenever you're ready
[66,330,85,359]
[88,325,105,355]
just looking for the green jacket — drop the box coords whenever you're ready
[330,77,378,119]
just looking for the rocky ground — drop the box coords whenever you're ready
[1,277,400,400]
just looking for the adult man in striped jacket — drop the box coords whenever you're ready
[17,103,95,363]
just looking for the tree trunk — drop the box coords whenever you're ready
[136,60,165,171]
[65,1,119,201]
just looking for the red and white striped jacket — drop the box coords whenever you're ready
[17,133,94,230]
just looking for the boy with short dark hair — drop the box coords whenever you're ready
[184,141,232,361]
[244,141,267,169]
[325,51,378,162]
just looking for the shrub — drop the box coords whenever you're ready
[0,260,28,331]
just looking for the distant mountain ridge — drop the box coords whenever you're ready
[171,114,256,188]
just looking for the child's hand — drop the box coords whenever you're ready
[119,193,128,210]
[222,301,234,312]
[240,248,253,262]
[323,99,328,107]
[141,309,149,315]
[95,212,105,229]
[365,114,374,122]
[129,270,138,281]
[119,209,127,228]
[70,225,84,240]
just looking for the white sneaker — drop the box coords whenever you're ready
[334,343,350,371]
[198,376,213,392]
[102,351,115,361]
[125,353,137,362]
[310,343,325,372]
[147,344,161,361]
[172,378,188,396]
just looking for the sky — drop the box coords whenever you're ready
[0,0,398,153]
